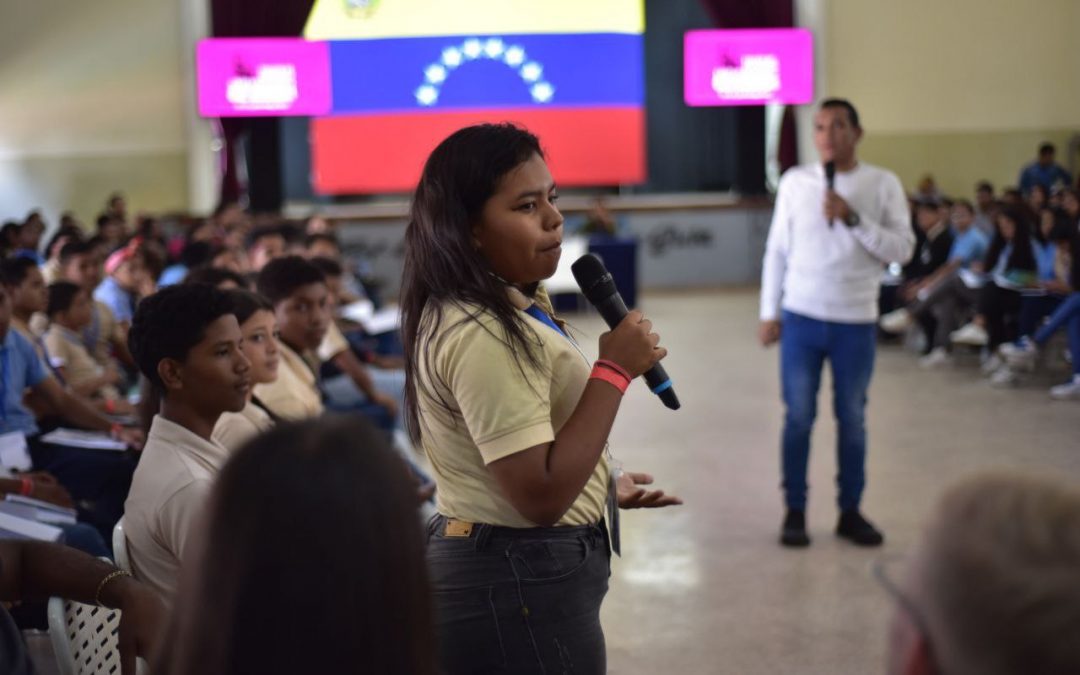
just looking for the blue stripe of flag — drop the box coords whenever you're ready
[327,33,643,115]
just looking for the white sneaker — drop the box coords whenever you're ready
[1049,376,1080,400]
[951,322,989,346]
[999,338,1038,371]
[919,347,952,369]
[990,366,1019,387]
[981,353,1005,376]
[879,308,914,334]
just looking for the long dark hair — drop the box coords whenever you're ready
[401,123,547,443]
[155,417,435,675]
[984,206,1037,272]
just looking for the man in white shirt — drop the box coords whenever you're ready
[759,99,914,548]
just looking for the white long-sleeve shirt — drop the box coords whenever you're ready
[759,162,914,323]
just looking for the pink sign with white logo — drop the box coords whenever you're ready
[684,29,813,106]
[197,38,332,117]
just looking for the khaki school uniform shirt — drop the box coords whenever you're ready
[211,400,274,452]
[84,301,123,368]
[417,286,608,528]
[123,415,230,602]
[43,325,121,401]
[252,340,324,421]
[316,321,350,362]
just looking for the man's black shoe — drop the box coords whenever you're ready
[780,509,810,547]
[836,510,884,547]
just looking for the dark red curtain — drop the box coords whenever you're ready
[210,0,315,208]
[697,0,799,175]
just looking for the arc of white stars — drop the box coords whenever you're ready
[416,38,556,107]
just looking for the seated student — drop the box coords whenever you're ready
[56,240,136,375]
[94,238,150,333]
[43,283,135,416]
[211,290,279,451]
[880,199,991,366]
[895,200,955,350]
[155,417,435,675]
[951,207,1039,373]
[158,241,228,287]
[123,284,250,602]
[309,256,401,421]
[0,277,142,542]
[0,540,166,675]
[252,256,330,420]
[990,212,1075,386]
[40,224,84,284]
[96,213,127,251]
[0,258,54,371]
[1000,229,1080,399]
[245,225,287,273]
[883,472,1080,675]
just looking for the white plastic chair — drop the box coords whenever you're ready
[112,519,131,573]
[47,596,123,675]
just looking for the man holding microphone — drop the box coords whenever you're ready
[759,99,914,548]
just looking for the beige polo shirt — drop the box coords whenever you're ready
[43,325,121,401]
[252,340,324,421]
[123,415,231,603]
[84,301,122,368]
[417,286,608,528]
[316,321,350,362]
[211,400,274,452]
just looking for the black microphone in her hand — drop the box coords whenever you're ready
[571,253,680,410]
[824,160,836,228]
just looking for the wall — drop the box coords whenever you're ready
[0,0,191,226]
[798,0,1080,197]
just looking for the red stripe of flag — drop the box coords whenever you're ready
[311,107,645,194]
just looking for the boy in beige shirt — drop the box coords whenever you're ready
[123,284,251,602]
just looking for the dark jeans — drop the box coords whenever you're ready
[780,311,876,512]
[1018,294,1065,339]
[426,515,611,674]
[976,282,1022,351]
[28,437,137,547]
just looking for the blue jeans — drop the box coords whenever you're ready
[780,311,876,511]
[1033,292,1080,376]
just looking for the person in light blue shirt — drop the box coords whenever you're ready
[1018,143,1072,195]
[93,241,149,325]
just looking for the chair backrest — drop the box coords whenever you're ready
[112,519,131,573]
[47,597,122,675]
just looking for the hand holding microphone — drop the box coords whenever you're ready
[572,253,680,410]
[599,310,666,378]
[823,160,858,228]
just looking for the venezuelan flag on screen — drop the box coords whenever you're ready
[304,0,645,194]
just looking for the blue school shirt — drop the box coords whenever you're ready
[0,328,49,436]
[93,276,136,324]
[948,227,989,268]
[1034,241,1059,281]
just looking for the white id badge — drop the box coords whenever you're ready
[0,431,32,473]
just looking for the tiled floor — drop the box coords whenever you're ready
[585,289,1079,674]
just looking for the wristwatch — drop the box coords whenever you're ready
[844,211,861,228]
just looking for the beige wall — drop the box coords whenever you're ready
[0,0,190,225]
[803,0,1080,197]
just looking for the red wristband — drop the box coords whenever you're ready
[595,359,632,381]
[104,398,116,414]
[110,423,123,440]
[19,477,33,497]
[590,363,631,394]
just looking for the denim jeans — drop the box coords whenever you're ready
[1034,292,1080,376]
[426,515,610,674]
[780,311,876,511]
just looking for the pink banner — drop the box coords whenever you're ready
[684,29,813,107]
[197,38,331,117]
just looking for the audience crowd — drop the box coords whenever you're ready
[1,141,1078,673]
[880,143,1080,399]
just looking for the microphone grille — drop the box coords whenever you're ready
[571,253,616,302]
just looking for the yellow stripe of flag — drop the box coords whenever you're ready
[304,0,644,41]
